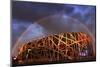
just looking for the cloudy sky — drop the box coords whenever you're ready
[12,1,96,47]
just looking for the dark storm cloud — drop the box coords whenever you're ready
[67,5,96,23]
[63,5,96,36]
[12,19,32,47]
[12,1,65,21]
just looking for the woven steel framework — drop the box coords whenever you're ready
[12,32,93,65]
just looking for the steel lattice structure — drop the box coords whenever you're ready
[12,32,94,65]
